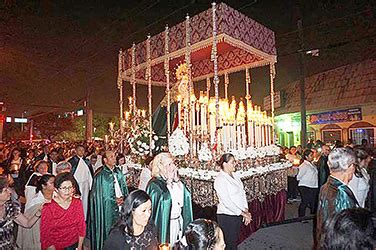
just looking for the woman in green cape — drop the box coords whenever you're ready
[146,152,193,246]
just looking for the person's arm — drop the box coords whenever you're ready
[77,236,84,250]
[75,199,86,249]
[14,210,40,228]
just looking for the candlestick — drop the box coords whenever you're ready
[109,122,114,131]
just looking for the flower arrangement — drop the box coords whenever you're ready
[168,128,189,157]
[128,120,159,156]
[197,143,213,162]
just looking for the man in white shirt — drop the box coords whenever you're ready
[47,149,59,175]
[68,145,94,219]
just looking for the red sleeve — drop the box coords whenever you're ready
[40,203,53,249]
[75,199,86,237]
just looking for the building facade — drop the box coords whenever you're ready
[275,59,376,148]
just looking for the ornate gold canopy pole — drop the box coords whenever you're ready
[211,2,219,148]
[146,35,153,156]
[117,49,124,153]
[245,67,252,146]
[269,62,276,144]
[164,25,171,138]
[131,43,137,117]
[185,14,193,157]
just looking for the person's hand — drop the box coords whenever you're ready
[241,211,252,226]
[116,197,124,206]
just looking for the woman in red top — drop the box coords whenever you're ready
[40,172,86,250]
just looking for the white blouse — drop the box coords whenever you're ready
[348,168,370,208]
[297,160,318,188]
[214,171,248,216]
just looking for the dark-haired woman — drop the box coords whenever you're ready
[183,219,225,250]
[348,148,371,208]
[0,175,42,249]
[17,174,55,249]
[214,153,251,250]
[103,189,159,250]
[40,172,86,249]
[6,148,26,197]
[296,149,318,217]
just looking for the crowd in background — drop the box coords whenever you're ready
[0,138,376,249]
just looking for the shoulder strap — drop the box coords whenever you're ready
[343,185,360,207]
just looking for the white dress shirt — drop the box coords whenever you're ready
[348,168,370,208]
[297,160,318,188]
[214,170,248,216]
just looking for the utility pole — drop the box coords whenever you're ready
[298,18,307,148]
[85,88,93,142]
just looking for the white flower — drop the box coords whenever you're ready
[136,141,142,146]
[168,128,189,156]
[153,135,158,141]
[198,143,212,162]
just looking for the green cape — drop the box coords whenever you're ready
[88,165,128,250]
[146,177,193,244]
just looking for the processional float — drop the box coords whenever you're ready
[116,2,277,160]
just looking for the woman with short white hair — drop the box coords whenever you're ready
[146,152,193,246]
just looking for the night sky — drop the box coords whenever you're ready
[1,0,375,118]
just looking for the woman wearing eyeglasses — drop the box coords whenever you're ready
[40,172,86,250]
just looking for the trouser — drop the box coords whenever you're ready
[298,186,319,217]
[217,214,242,250]
[287,176,298,199]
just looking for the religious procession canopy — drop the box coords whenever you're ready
[121,2,277,86]
[116,2,278,157]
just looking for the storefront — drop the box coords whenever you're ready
[275,105,376,147]
[274,58,376,148]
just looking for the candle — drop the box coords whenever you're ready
[128,96,133,113]
[177,95,181,128]
[104,135,108,144]
[196,102,200,134]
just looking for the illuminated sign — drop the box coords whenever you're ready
[6,117,12,123]
[14,118,28,123]
[77,109,84,116]
[308,108,362,125]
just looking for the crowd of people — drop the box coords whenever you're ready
[0,138,375,249]
[282,138,376,248]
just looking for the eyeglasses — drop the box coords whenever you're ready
[59,186,74,192]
